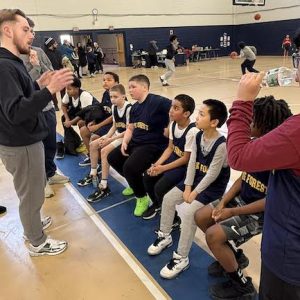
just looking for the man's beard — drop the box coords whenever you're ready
[14,36,31,55]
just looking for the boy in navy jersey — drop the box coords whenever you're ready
[78,84,131,202]
[108,74,171,217]
[147,99,230,279]
[195,96,292,300]
[78,72,119,166]
[228,70,300,300]
[142,94,198,219]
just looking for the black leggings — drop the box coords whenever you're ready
[241,59,259,75]
[108,144,163,198]
[143,173,179,206]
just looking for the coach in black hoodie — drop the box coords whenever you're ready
[0,9,73,256]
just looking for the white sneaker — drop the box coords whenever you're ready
[45,182,55,198]
[48,172,70,185]
[28,237,68,257]
[160,251,190,279]
[147,230,172,255]
[23,216,53,241]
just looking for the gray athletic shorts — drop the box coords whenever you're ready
[210,197,264,247]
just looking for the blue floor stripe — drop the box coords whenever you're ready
[55,142,228,300]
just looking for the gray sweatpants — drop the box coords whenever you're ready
[160,187,203,257]
[0,142,47,246]
[162,58,176,82]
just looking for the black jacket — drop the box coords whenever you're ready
[44,47,63,70]
[0,47,53,146]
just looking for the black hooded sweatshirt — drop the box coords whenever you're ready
[0,47,53,146]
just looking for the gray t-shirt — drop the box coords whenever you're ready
[240,46,256,61]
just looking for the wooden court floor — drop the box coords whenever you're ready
[0,56,299,300]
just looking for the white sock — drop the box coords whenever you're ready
[90,168,97,176]
[100,179,107,189]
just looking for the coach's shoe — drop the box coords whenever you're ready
[142,204,161,220]
[122,187,134,196]
[134,196,150,217]
[45,182,55,198]
[160,251,190,279]
[147,230,172,255]
[48,172,70,185]
[209,276,257,300]
[208,249,249,277]
[77,174,92,187]
[28,237,68,257]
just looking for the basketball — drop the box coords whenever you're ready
[230,51,238,59]
[254,13,261,20]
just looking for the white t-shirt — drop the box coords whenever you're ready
[169,121,199,152]
[62,91,94,109]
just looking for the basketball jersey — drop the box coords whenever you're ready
[193,131,230,204]
[262,169,300,285]
[130,93,171,148]
[113,103,132,134]
[164,121,196,181]
[101,90,112,115]
[240,171,270,204]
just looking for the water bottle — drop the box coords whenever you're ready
[263,67,296,87]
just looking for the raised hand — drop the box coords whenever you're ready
[46,69,74,94]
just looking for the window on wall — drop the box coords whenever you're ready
[60,34,73,45]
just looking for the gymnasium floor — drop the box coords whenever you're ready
[0,56,299,300]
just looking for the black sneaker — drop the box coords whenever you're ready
[209,276,257,300]
[142,205,161,220]
[79,156,91,167]
[208,249,249,277]
[56,141,65,159]
[0,206,7,215]
[77,174,93,186]
[87,186,111,203]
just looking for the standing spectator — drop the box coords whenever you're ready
[44,37,63,110]
[60,39,73,59]
[160,35,179,86]
[77,42,88,76]
[71,47,81,78]
[282,34,292,57]
[20,17,70,198]
[0,8,73,255]
[94,42,104,73]
[86,46,96,77]
[148,40,158,68]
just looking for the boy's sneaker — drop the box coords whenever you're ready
[75,143,87,153]
[23,216,53,241]
[160,251,190,279]
[87,185,111,203]
[209,276,257,300]
[77,174,92,187]
[159,76,164,83]
[79,156,91,167]
[48,172,70,185]
[0,205,7,215]
[142,204,161,220]
[134,196,150,217]
[56,141,65,159]
[122,187,134,196]
[28,237,68,257]
[147,230,173,255]
[208,249,249,277]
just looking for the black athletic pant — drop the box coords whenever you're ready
[259,263,300,300]
[108,144,163,198]
[241,59,259,74]
[143,173,179,207]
